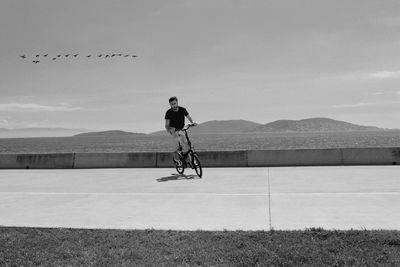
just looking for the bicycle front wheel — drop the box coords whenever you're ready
[191,154,202,178]
[174,159,184,174]
[173,152,184,174]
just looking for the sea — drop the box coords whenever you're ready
[0,130,399,154]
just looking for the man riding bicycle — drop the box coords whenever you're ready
[165,96,197,159]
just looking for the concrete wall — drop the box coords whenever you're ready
[248,149,343,167]
[0,153,74,169]
[197,151,248,167]
[74,152,156,168]
[342,147,400,166]
[0,147,399,169]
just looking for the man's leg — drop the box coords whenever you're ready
[178,134,192,163]
[178,134,189,153]
[169,130,182,163]
[170,130,180,150]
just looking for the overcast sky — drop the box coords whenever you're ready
[1,0,400,133]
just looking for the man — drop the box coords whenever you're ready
[165,96,197,158]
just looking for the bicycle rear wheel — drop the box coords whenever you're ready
[191,153,202,178]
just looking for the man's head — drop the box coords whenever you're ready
[169,96,179,111]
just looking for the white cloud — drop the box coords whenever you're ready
[370,71,400,79]
[373,17,400,27]
[331,102,371,108]
[372,90,400,96]
[0,118,58,129]
[0,103,81,112]
[332,100,400,109]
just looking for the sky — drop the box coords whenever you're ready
[1,0,400,133]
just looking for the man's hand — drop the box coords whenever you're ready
[166,127,176,135]
[170,128,176,135]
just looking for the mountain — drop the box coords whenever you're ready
[150,120,262,135]
[193,120,262,133]
[151,117,387,135]
[252,118,382,132]
[0,118,390,138]
[73,130,146,137]
[0,127,91,138]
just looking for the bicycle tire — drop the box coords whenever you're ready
[191,153,202,178]
[174,159,184,174]
[173,152,185,174]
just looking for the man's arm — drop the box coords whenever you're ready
[186,115,197,126]
[165,119,175,134]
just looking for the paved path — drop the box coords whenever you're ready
[0,166,399,230]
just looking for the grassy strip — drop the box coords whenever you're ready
[1,227,400,266]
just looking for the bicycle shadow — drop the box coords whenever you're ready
[156,173,198,182]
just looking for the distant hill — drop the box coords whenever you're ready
[73,130,146,137]
[194,120,262,133]
[0,118,391,138]
[151,117,387,135]
[0,127,90,138]
[253,118,382,132]
[150,120,262,135]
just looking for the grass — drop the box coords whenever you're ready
[1,227,399,266]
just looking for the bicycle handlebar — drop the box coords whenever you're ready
[182,123,197,130]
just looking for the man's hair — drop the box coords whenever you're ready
[169,96,178,103]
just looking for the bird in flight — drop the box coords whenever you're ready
[20,52,138,62]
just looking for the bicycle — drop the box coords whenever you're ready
[173,124,203,178]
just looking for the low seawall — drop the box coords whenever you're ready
[0,147,399,169]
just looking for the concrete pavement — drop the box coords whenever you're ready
[0,166,399,230]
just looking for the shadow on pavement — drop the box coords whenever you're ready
[157,173,198,182]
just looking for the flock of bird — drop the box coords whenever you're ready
[20,53,138,64]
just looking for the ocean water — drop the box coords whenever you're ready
[0,131,399,154]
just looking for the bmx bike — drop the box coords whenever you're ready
[173,124,203,178]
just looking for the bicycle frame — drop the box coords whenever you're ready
[177,124,194,152]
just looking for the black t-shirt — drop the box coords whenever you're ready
[165,106,189,130]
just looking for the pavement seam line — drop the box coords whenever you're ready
[1,192,400,196]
